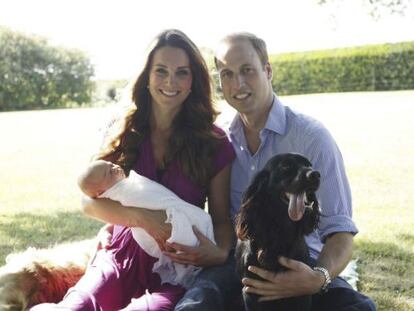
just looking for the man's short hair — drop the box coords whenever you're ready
[215,32,269,67]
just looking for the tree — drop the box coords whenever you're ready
[0,26,95,111]
[317,0,411,19]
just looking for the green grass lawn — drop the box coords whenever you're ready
[1,91,413,310]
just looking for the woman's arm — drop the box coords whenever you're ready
[164,164,234,266]
[81,196,172,249]
[207,164,234,260]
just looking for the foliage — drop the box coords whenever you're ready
[91,79,129,106]
[107,87,117,101]
[200,47,221,99]
[0,26,95,111]
[317,0,411,19]
[270,41,414,95]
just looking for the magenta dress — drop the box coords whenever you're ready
[31,126,235,311]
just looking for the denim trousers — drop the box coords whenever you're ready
[174,254,241,311]
[174,255,376,311]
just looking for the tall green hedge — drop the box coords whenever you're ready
[270,41,414,95]
[0,26,95,111]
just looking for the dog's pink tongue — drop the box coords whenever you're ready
[288,192,306,221]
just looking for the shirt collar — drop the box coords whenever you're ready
[264,94,286,135]
[229,93,287,137]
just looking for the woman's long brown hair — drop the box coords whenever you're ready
[97,29,221,186]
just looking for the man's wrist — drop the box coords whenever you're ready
[313,266,332,293]
[215,247,229,265]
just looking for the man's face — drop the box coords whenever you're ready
[215,39,272,115]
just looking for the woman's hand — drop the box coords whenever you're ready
[163,227,228,267]
[139,209,172,251]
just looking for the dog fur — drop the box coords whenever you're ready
[235,153,321,311]
[0,239,94,311]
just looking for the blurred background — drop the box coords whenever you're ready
[1,0,413,109]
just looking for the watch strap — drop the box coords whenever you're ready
[313,266,331,293]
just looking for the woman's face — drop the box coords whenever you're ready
[148,46,193,113]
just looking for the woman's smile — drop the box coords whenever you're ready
[160,89,180,97]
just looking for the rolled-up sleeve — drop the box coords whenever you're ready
[306,126,358,242]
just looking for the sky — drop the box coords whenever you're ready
[1,0,413,79]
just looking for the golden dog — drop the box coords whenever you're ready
[0,239,94,311]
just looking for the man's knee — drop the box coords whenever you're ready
[174,257,242,311]
[363,297,377,311]
[312,287,376,311]
[339,293,376,311]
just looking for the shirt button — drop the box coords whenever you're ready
[251,165,255,170]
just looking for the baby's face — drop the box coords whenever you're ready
[94,161,126,192]
[79,160,126,197]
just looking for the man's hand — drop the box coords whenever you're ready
[163,227,227,267]
[242,256,324,302]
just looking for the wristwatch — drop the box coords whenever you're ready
[313,266,331,293]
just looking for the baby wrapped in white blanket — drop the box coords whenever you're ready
[78,160,215,288]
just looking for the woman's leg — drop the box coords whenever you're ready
[30,249,126,311]
[31,228,159,311]
[121,283,185,311]
[121,258,185,311]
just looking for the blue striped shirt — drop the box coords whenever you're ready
[228,94,358,259]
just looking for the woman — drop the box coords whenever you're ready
[31,29,235,311]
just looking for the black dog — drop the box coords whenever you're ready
[235,153,321,311]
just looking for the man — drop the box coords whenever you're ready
[99,33,377,311]
[212,32,376,310]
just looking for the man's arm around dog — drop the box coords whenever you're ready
[242,232,353,301]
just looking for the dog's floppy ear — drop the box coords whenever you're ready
[242,170,271,203]
[236,170,270,240]
[302,192,320,235]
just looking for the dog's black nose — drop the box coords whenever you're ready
[306,170,320,182]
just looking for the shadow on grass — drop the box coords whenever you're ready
[0,211,102,264]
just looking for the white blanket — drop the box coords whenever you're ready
[99,171,215,288]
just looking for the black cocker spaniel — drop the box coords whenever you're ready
[235,153,321,311]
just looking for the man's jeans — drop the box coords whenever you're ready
[174,254,241,311]
[174,255,376,311]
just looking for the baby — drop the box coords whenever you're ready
[77,160,215,288]
[78,160,126,198]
